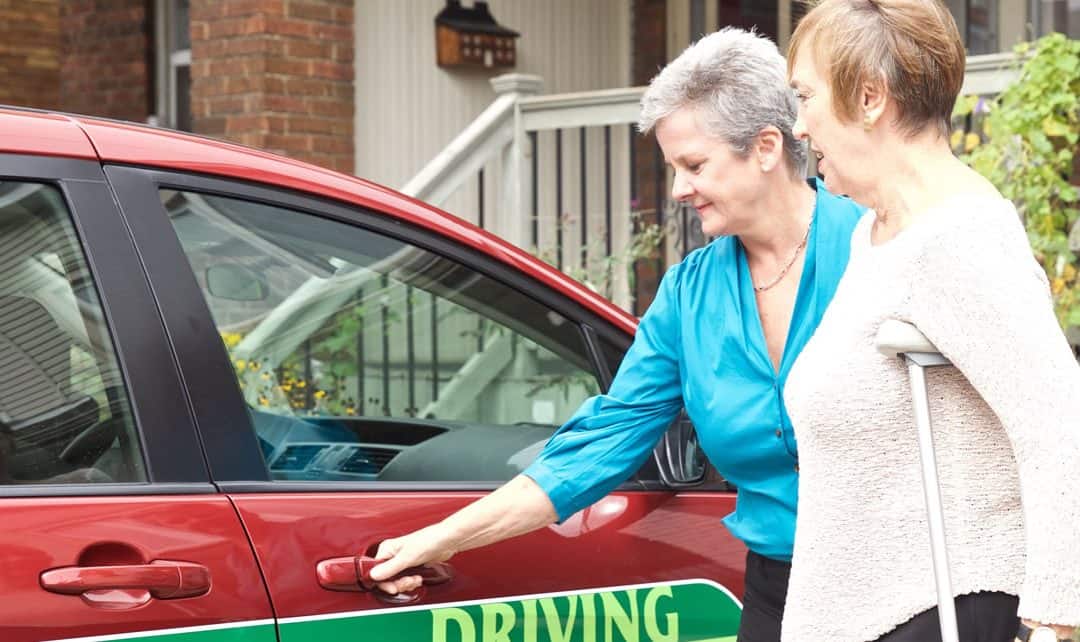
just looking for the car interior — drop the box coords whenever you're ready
[0,181,144,485]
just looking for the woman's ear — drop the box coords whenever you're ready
[861,71,889,130]
[755,126,785,172]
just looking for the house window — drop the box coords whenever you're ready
[155,0,191,131]
[1033,0,1080,38]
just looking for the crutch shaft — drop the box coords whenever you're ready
[907,357,960,642]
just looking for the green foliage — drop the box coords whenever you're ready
[953,34,1080,328]
[542,209,666,305]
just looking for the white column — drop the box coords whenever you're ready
[492,74,544,249]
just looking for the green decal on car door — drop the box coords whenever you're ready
[279,579,741,642]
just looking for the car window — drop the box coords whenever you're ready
[160,190,602,483]
[0,181,145,485]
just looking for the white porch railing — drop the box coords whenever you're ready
[401,74,690,314]
[403,59,1021,313]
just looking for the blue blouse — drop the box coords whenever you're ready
[524,180,864,561]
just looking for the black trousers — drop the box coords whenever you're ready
[735,549,1019,642]
[876,592,1019,642]
[736,550,790,642]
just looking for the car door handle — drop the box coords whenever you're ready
[40,560,211,599]
[317,554,452,593]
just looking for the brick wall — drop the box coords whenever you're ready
[190,0,355,173]
[0,0,60,110]
[59,0,152,122]
[631,0,667,315]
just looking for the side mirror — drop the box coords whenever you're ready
[206,264,269,302]
[653,413,706,488]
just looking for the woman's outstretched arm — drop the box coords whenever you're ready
[369,474,557,594]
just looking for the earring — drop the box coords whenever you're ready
[863,114,874,131]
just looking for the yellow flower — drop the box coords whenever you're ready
[963,132,980,152]
[220,332,243,348]
[949,130,964,149]
[1052,277,1066,295]
[296,381,306,388]
[258,395,269,406]
[1063,263,1077,282]
[234,359,247,370]
[314,390,327,399]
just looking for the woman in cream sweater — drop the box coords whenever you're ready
[782,0,1080,641]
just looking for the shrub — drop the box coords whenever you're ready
[954,34,1080,330]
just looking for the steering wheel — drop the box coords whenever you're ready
[59,416,120,468]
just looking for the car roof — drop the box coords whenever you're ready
[0,106,636,335]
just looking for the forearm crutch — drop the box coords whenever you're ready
[875,319,960,642]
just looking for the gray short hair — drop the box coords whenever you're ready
[638,28,807,175]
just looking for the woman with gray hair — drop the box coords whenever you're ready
[369,28,863,641]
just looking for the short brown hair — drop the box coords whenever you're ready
[787,0,966,137]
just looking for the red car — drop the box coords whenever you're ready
[0,107,744,642]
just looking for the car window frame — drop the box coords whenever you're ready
[0,154,212,497]
[104,165,634,492]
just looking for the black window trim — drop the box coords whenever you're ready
[104,164,637,490]
[0,154,211,494]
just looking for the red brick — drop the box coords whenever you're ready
[308,99,352,119]
[223,0,283,18]
[264,17,314,38]
[311,135,351,155]
[262,94,308,113]
[313,23,351,41]
[225,74,263,94]
[224,114,266,134]
[309,60,351,80]
[284,76,334,97]
[56,0,150,121]
[207,14,266,39]
[332,43,353,63]
[205,95,246,115]
[191,0,352,169]
[264,133,313,152]
[262,76,286,94]
[332,6,353,23]
[265,56,309,76]
[264,115,288,133]
[286,39,332,59]
[289,117,339,135]
[194,115,228,135]
[0,0,61,108]
[287,2,334,23]
[190,20,209,41]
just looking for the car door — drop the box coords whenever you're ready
[0,155,274,642]
[106,164,746,642]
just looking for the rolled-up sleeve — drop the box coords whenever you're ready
[523,264,685,521]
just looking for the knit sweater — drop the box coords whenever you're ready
[781,194,1080,641]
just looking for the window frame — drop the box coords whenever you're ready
[154,0,191,131]
[104,165,633,492]
[0,154,212,497]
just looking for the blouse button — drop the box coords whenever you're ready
[775,429,783,438]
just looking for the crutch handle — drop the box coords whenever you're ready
[875,319,940,357]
